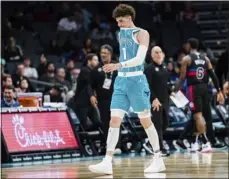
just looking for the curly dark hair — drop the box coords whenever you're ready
[112,4,136,21]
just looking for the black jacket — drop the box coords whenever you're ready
[144,61,172,104]
[74,65,94,107]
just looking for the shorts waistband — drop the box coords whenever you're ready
[118,71,143,77]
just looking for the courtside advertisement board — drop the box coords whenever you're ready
[1,111,79,154]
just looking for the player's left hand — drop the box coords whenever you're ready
[103,63,122,73]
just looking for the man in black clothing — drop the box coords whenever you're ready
[92,45,119,154]
[144,46,172,157]
[70,53,99,130]
[175,38,224,153]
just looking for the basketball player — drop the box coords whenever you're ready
[88,4,165,174]
[175,38,224,153]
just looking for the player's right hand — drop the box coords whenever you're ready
[152,98,161,111]
[90,96,98,107]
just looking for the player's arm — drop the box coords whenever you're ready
[120,30,149,68]
[206,57,221,92]
[206,57,224,104]
[175,55,190,92]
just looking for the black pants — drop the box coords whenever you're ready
[180,84,215,143]
[151,103,169,150]
[75,108,89,130]
[98,100,111,140]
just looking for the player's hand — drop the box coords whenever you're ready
[152,98,161,111]
[103,63,122,73]
[217,91,224,104]
[90,96,98,107]
[170,92,176,97]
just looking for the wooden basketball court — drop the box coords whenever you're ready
[2,150,228,178]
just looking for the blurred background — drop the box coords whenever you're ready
[1,1,229,161]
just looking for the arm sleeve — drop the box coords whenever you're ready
[120,45,148,68]
[208,68,221,92]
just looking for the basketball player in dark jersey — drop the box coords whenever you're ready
[175,38,224,153]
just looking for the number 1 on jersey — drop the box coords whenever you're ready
[122,48,126,60]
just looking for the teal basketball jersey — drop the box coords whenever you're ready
[118,27,144,73]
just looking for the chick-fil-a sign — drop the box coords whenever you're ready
[2,112,79,153]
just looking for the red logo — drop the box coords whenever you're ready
[2,112,79,153]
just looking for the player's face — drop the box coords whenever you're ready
[116,16,131,28]
[152,48,164,64]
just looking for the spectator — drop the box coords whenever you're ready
[46,86,64,103]
[23,57,38,79]
[65,68,81,103]
[37,54,48,77]
[2,76,13,95]
[2,75,13,87]
[11,64,34,91]
[71,68,80,91]
[79,38,96,61]
[65,59,75,83]
[39,62,56,84]
[55,68,71,93]
[57,14,78,32]
[4,37,23,62]
[19,78,30,93]
[167,61,174,72]
[180,1,198,22]
[1,86,20,108]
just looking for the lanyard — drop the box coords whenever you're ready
[104,71,113,79]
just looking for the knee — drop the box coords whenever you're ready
[110,110,125,127]
[139,111,152,129]
[110,117,122,127]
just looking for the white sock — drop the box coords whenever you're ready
[195,135,199,143]
[106,127,120,153]
[145,124,160,153]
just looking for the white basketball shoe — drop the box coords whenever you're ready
[88,158,113,175]
[190,142,200,152]
[201,142,213,153]
[144,152,166,173]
